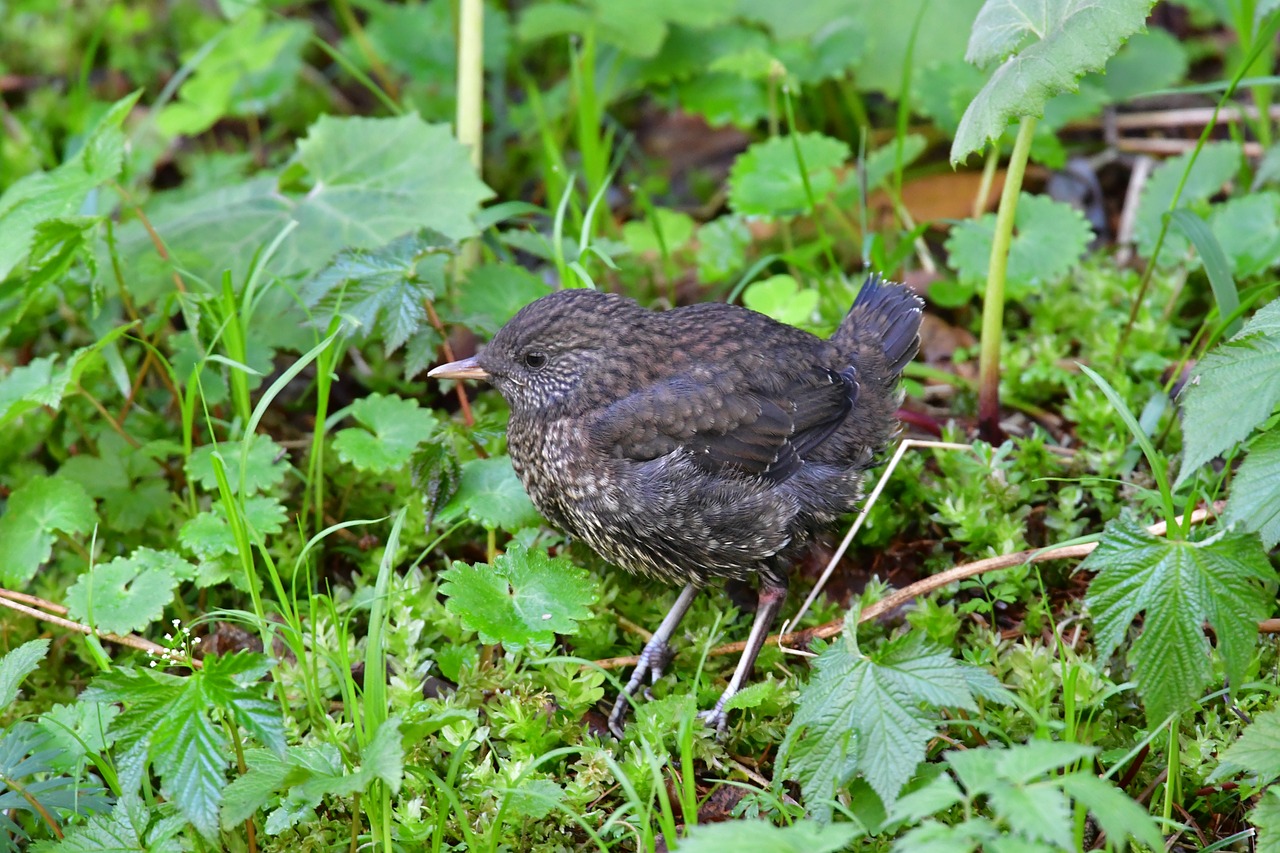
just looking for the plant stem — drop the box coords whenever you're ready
[977,116,1036,443]
[455,0,484,271]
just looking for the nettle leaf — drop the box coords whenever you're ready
[186,435,288,496]
[114,115,492,300]
[945,193,1092,296]
[952,0,1154,163]
[65,549,198,635]
[1135,141,1241,263]
[0,325,132,430]
[1083,516,1276,723]
[1211,192,1280,278]
[779,629,998,815]
[302,228,455,354]
[436,456,543,532]
[32,792,183,853]
[1249,789,1280,853]
[1224,428,1280,549]
[0,92,137,281]
[679,819,862,853]
[1177,300,1280,480]
[333,393,439,473]
[1210,706,1280,784]
[0,476,96,586]
[83,652,284,842]
[410,440,462,523]
[743,275,820,330]
[439,542,599,652]
[452,265,553,337]
[0,639,50,707]
[729,133,850,217]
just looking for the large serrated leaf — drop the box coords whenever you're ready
[0,640,50,708]
[1083,516,1275,723]
[1209,707,1280,784]
[779,630,994,815]
[1177,300,1280,481]
[1224,429,1280,549]
[113,115,492,300]
[952,0,1155,163]
[439,543,599,652]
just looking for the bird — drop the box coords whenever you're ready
[428,274,923,735]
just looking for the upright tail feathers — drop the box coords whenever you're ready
[832,273,924,379]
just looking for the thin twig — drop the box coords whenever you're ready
[0,590,201,668]
[593,504,1222,670]
[425,300,475,427]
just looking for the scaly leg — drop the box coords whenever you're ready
[608,583,699,737]
[698,577,788,735]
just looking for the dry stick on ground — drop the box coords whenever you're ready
[594,503,1225,671]
[0,587,198,667]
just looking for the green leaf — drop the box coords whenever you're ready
[696,216,752,283]
[452,265,553,337]
[0,476,96,585]
[333,393,439,473]
[1057,773,1164,851]
[35,793,182,853]
[439,542,599,652]
[1250,788,1280,853]
[1210,192,1280,279]
[0,93,137,281]
[1082,516,1275,722]
[436,456,543,532]
[0,639,50,707]
[410,439,462,523]
[179,496,288,560]
[1170,208,1240,337]
[0,325,134,430]
[729,133,850,217]
[1224,428,1280,548]
[987,780,1072,848]
[186,436,287,496]
[1210,707,1280,784]
[779,629,983,815]
[622,208,695,256]
[157,12,308,136]
[852,0,985,95]
[944,193,1092,295]
[302,228,456,355]
[114,115,492,298]
[952,0,1155,163]
[743,275,820,330]
[1177,300,1280,480]
[1135,141,1241,263]
[65,548,197,635]
[677,819,863,853]
[1094,27,1188,102]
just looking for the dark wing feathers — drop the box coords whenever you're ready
[591,367,856,481]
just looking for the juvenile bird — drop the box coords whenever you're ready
[429,274,922,734]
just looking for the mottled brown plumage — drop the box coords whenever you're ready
[429,274,922,734]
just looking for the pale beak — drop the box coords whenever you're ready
[428,355,490,381]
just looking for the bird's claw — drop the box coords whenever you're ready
[607,636,676,737]
[697,706,730,737]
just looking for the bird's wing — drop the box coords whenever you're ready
[589,367,858,480]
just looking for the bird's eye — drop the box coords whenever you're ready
[523,351,548,370]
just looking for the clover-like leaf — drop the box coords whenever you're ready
[333,393,439,473]
[952,0,1155,163]
[743,275,820,330]
[1083,516,1276,723]
[729,132,850,217]
[945,192,1092,296]
[179,496,289,561]
[1177,300,1280,481]
[0,477,97,586]
[65,548,198,635]
[186,435,288,496]
[436,456,543,532]
[678,820,862,853]
[439,543,599,652]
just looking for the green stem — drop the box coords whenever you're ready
[455,0,484,272]
[978,116,1037,443]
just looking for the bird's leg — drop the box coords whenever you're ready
[698,577,788,735]
[608,582,699,737]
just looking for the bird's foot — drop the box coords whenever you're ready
[697,703,731,737]
[607,636,676,737]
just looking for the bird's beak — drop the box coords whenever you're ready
[428,356,490,381]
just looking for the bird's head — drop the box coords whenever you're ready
[428,289,651,415]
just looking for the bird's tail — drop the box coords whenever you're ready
[832,273,923,380]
